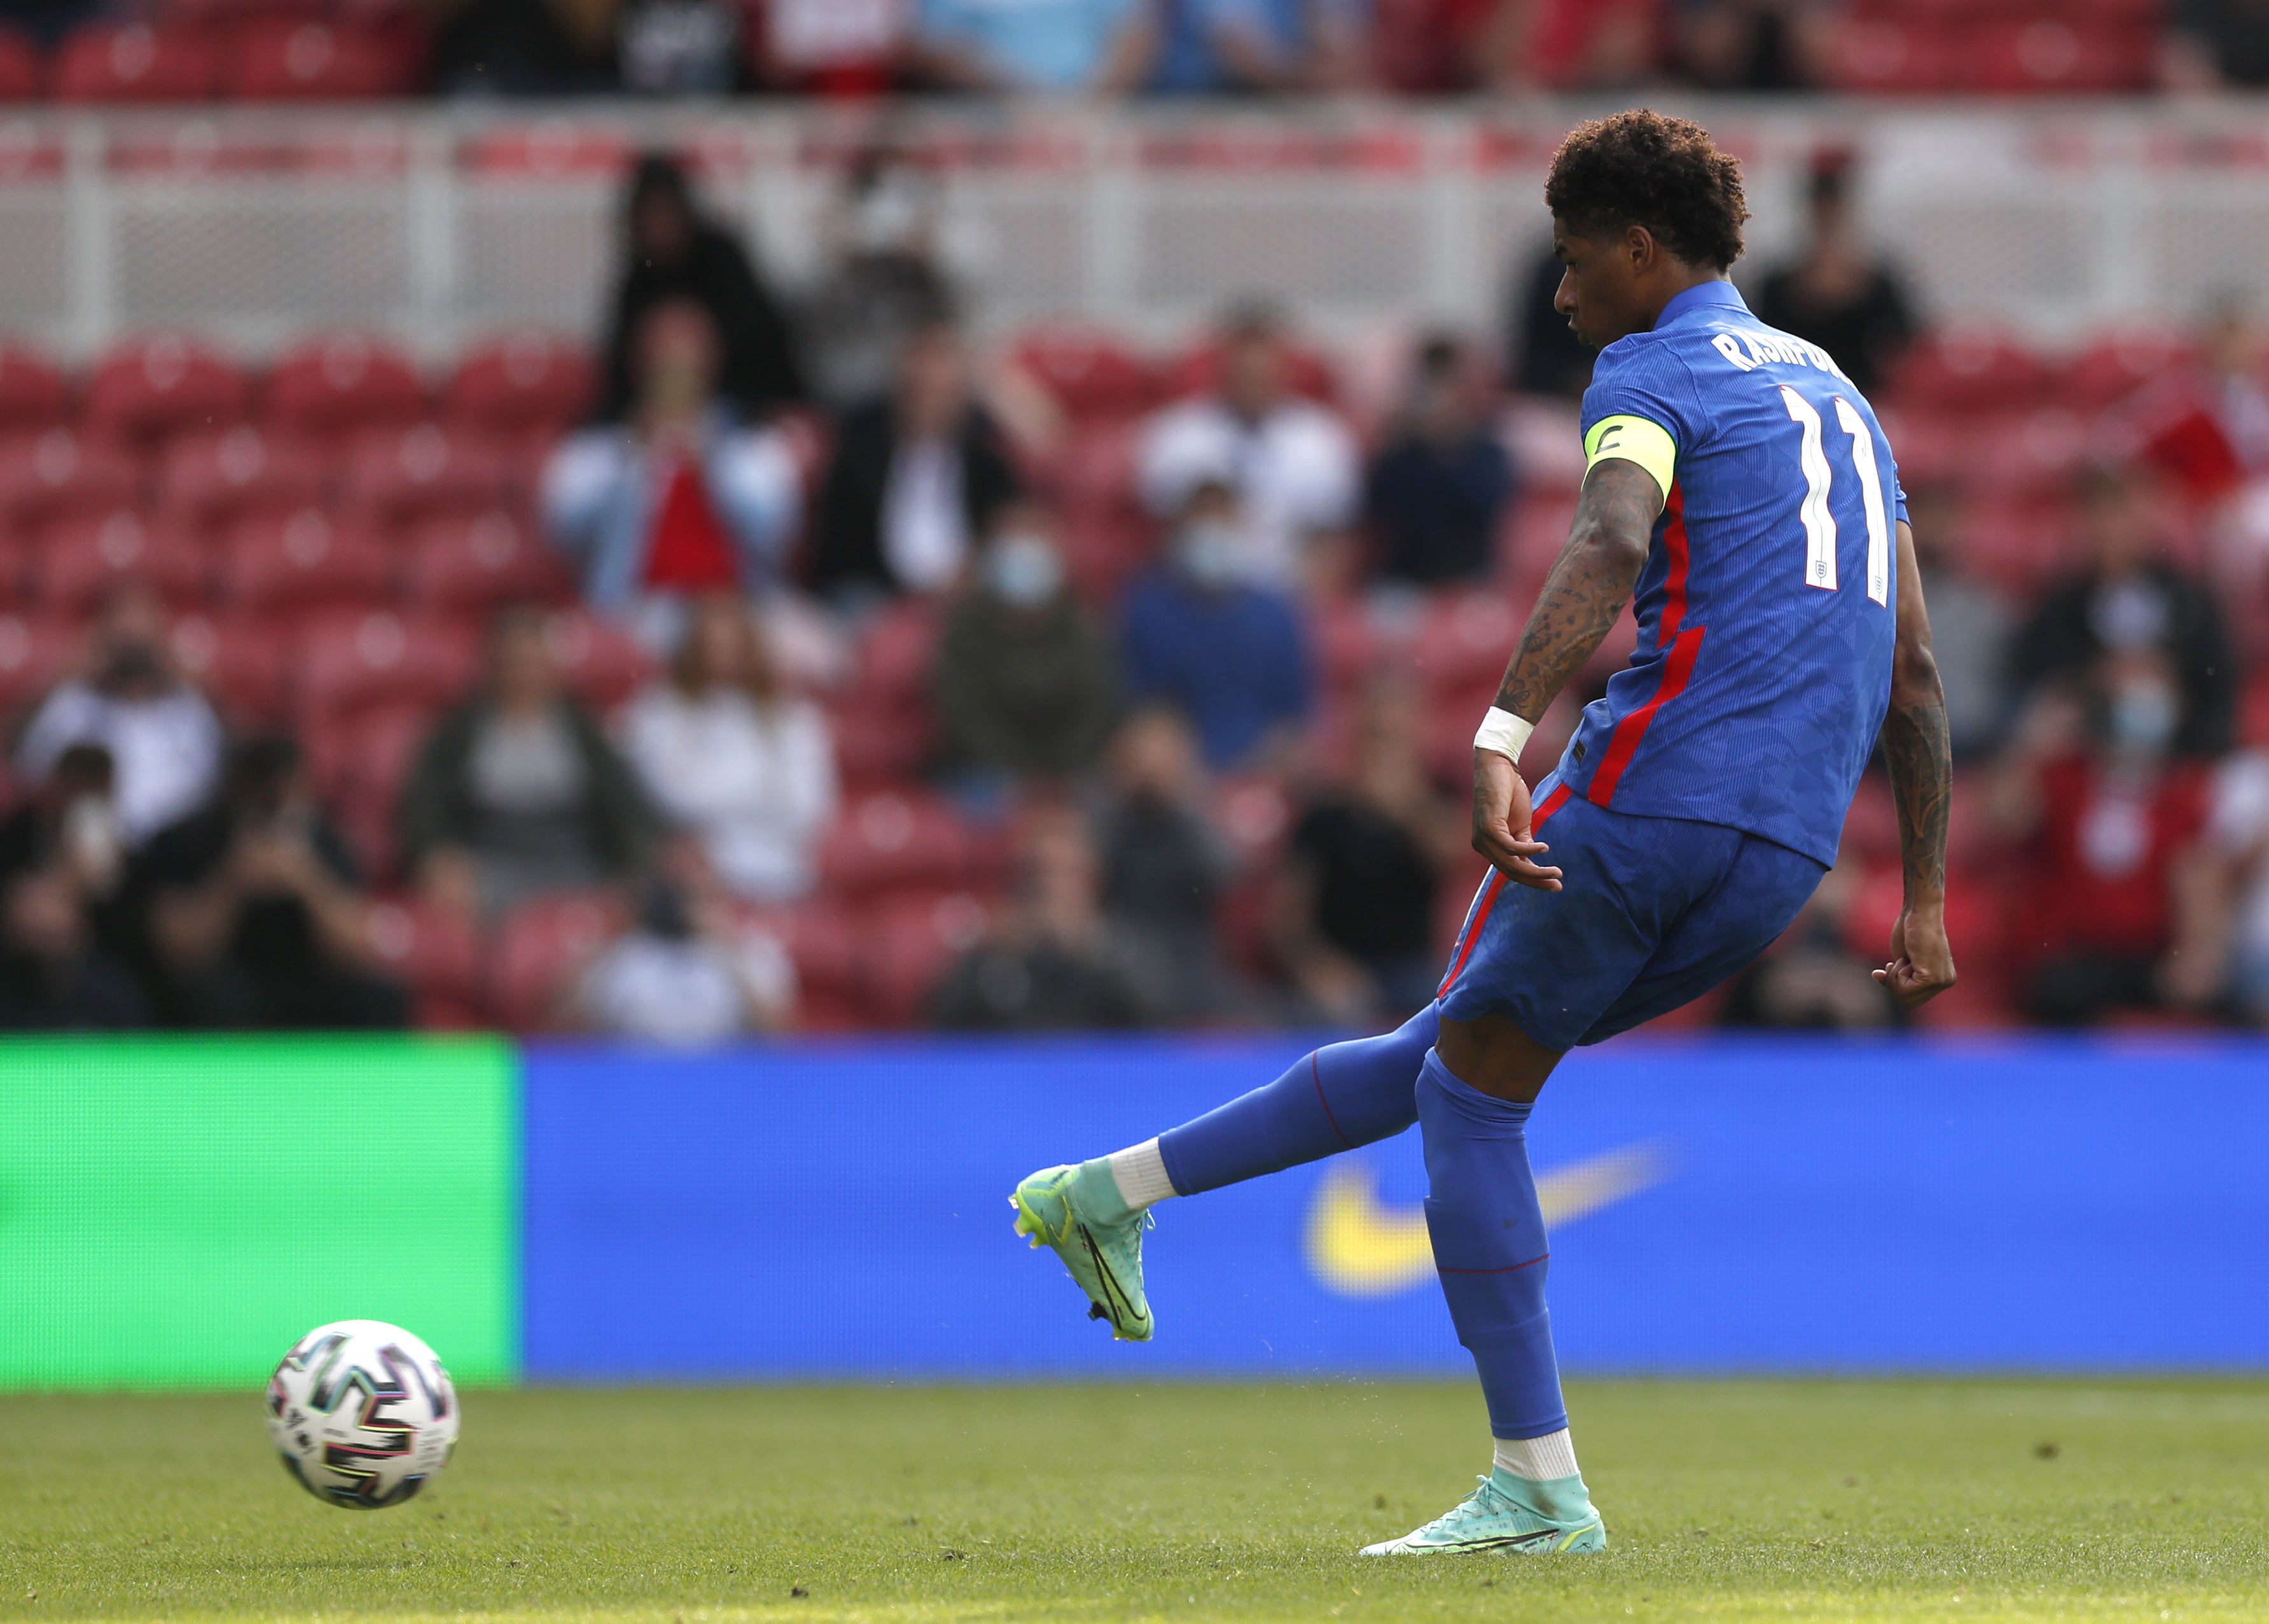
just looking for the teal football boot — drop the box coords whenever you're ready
[1010,1162,1155,1342]
[1359,1468,1607,1556]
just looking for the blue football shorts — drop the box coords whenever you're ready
[1436,774,1830,1050]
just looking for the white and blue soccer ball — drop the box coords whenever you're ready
[266,1320,459,1509]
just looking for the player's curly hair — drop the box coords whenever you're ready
[1544,111,1750,272]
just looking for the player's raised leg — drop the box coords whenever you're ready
[1010,1001,1440,1340]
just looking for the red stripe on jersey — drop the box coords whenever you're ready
[1655,481,1691,646]
[1435,783,1572,999]
[1586,627,1705,809]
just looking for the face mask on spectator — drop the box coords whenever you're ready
[1176,521,1244,588]
[2106,679,2178,755]
[985,534,1064,607]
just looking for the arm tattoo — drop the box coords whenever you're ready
[1879,693,1952,901]
[1492,458,1660,721]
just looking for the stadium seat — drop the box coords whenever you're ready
[218,508,394,618]
[1410,588,1522,697]
[2059,328,2195,412]
[1960,407,2090,498]
[0,347,69,434]
[156,425,325,536]
[1009,325,1156,422]
[1162,338,1338,406]
[1962,20,2150,93]
[0,431,141,529]
[167,609,290,725]
[1884,326,2050,417]
[341,424,508,531]
[0,613,84,719]
[542,609,652,712]
[264,334,427,440]
[848,598,939,711]
[223,19,413,99]
[761,900,861,1008]
[310,699,434,880]
[84,335,247,441]
[1309,595,1378,697]
[361,896,482,1028]
[400,509,567,618]
[0,28,38,101]
[294,609,478,721]
[826,704,933,791]
[445,333,597,437]
[815,789,978,897]
[1826,19,1955,93]
[488,890,630,1032]
[49,24,217,101]
[34,510,210,615]
[1045,420,1144,525]
[860,891,994,1027]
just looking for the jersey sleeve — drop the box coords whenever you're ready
[1579,341,1702,503]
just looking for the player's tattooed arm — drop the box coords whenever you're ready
[1874,519,1957,1008]
[1492,457,1662,721]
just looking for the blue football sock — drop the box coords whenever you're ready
[1154,1004,1437,1197]
[1416,1047,1569,1441]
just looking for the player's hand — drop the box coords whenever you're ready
[1471,749,1563,892]
[1874,903,1955,1010]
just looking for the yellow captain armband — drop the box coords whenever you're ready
[1583,414,1677,503]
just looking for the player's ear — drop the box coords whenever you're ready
[1623,223,1656,274]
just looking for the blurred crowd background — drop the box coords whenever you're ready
[6,17,2269,1042]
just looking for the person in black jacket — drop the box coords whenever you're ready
[593,154,807,426]
[807,320,1022,604]
[1751,151,1915,398]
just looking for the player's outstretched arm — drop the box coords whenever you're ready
[1471,457,1660,891]
[1873,518,1957,1010]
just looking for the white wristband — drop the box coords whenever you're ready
[1473,706,1535,765]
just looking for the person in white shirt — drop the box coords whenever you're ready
[15,585,223,849]
[2206,745,2269,1022]
[617,592,838,903]
[575,873,796,1046]
[1137,305,1359,588]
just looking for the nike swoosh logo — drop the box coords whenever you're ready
[1305,1142,1669,1298]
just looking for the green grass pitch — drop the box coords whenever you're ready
[3,1381,2267,1622]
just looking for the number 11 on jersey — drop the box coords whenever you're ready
[1779,385,1891,608]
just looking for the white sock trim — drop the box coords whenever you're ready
[1494,1429,1579,1482]
[1107,1138,1177,1211]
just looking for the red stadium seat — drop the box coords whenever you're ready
[223,19,412,99]
[815,789,979,898]
[155,425,325,536]
[0,613,83,719]
[1961,20,2150,93]
[0,28,39,100]
[1884,326,2049,417]
[1046,420,1144,526]
[1162,338,1338,406]
[167,609,290,725]
[341,424,508,530]
[85,335,247,441]
[1309,595,1378,697]
[764,901,861,1009]
[489,890,630,1033]
[360,896,482,1027]
[1826,20,1955,93]
[0,347,69,433]
[541,608,652,712]
[264,333,426,440]
[218,508,394,617]
[1010,325,1156,422]
[1959,407,2092,499]
[0,430,141,529]
[400,509,567,617]
[34,509,209,614]
[50,24,217,101]
[847,597,939,711]
[861,891,994,1027]
[445,333,596,437]
[2059,328,2196,412]
[295,609,478,720]
[154,0,326,23]
[309,699,434,879]
[1410,587,1522,697]
[826,704,933,791]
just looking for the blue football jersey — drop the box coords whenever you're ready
[1553,281,1905,868]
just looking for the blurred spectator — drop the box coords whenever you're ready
[1719,858,1903,1029]
[912,0,1155,90]
[1092,707,1241,1022]
[429,0,621,95]
[1139,305,1359,587]
[2008,465,2237,759]
[1992,653,2220,1027]
[594,155,806,426]
[1123,482,1315,770]
[616,0,744,90]
[574,870,796,1044]
[543,298,803,644]
[618,593,837,905]
[7,0,105,48]
[749,0,910,92]
[401,607,660,919]
[1365,334,1516,587]
[1506,246,1593,401]
[1523,0,1663,85]
[1366,0,1528,92]
[15,586,224,850]
[801,144,962,413]
[809,321,1022,604]
[930,803,1165,1029]
[135,738,408,1031]
[1677,0,1833,88]
[2162,0,2269,90]
[1148,0,1363,93]
[1905,484,2013,760]
[934,507,1119,788]
[0,744,144,1031]
[2205,740,2269,1022]
[1751,151,1915,398]
[1270,683,1455,1025]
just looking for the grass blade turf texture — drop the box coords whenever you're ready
[3,1381,2266,1622]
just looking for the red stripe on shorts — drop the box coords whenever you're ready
[1435,782,1572,999]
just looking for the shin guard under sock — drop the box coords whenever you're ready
[1416,1047,1569,1440]
[1155,1004,1438,1197]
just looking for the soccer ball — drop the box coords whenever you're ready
[265,1320,459,1509]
